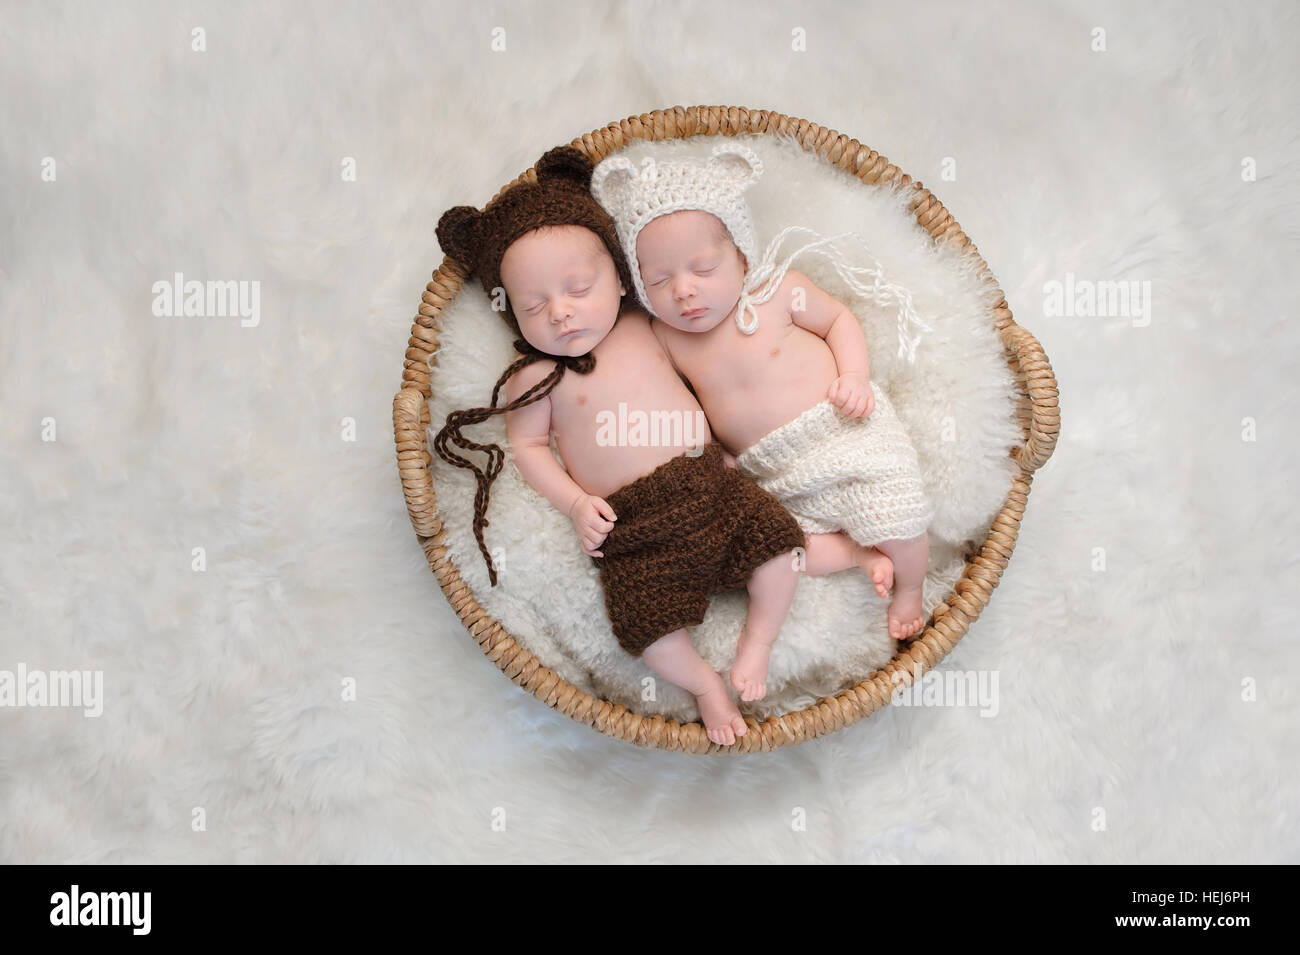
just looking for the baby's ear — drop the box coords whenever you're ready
[535,146,595,189]
[436,205,481,267]
[709,143,763,190]
[590,154,639,214]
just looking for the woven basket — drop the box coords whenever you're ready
[393,106,1059,754]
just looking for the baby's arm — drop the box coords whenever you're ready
[504,361,616,557]
[783,269,874,418]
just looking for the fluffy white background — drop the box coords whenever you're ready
[1,0,1296,863]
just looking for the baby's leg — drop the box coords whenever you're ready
[801,532,894,598]
[642,628,748,746]
[874,532,930,640]
[731,552,799,702]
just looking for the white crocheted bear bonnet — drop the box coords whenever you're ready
[592,141,933,356]
[591,143,761,320]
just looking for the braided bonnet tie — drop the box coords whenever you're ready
[432,340,595,586]
[733,225,934,362]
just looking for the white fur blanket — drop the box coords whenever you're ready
[426,135,1023,722]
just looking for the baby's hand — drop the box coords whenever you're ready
[569,493,617,558]
[828,373,874,418]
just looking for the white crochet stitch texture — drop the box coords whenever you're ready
[592,143,761,319]
[735,381,935,547]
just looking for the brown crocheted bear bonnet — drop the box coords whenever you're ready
[435,145,635,338]
[432,145,634,587]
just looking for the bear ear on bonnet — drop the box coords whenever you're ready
[589,154,639,217]
[708,142,763,189]
[534,145,595,189]
[436,205,482,269]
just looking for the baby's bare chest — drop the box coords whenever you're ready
[673,319,825,389]
[549,343,695,431]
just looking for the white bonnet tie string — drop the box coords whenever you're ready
[734,225,934,362]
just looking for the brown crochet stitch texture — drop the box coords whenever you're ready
[594,443,806,657]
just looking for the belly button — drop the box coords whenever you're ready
[576,393,587,405]
[769,347,780,358]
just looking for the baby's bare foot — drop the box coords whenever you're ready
[855,546,894,599]
[697,671,748,745]
[730,629,774,702]
[888,586,926,640]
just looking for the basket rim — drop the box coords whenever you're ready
[394,104,1060,754]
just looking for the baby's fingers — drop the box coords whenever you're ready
[592,498,617,523]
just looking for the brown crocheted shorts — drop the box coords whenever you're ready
[592,443,806,658]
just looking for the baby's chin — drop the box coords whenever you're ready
[543,333,596,358]
[657,310,729,334]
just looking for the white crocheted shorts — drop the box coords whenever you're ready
[734,381,933,548]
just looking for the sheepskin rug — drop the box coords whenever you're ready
[4,1,1294,865]
[426,134,1023,723]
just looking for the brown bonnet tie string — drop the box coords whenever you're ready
[432,340,595,586]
